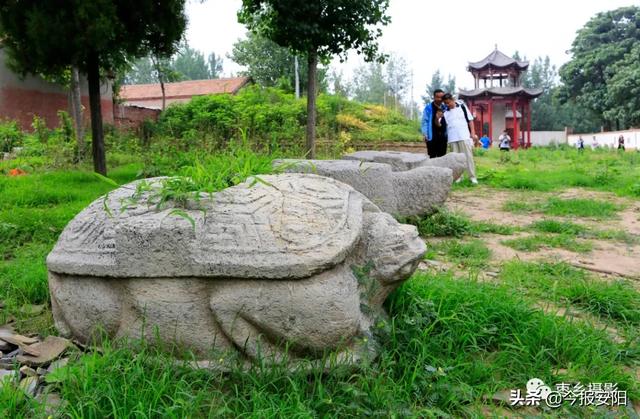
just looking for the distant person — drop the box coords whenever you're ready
[577,136,585,151]
[498,130,511,151]
[591,136,599,150]
[480,134,491,149]
[442,93,478,184]
[421,89,447,158]
[618,135,626,151]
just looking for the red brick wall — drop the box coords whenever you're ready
[0,86,114,131]
[114,105,160,131]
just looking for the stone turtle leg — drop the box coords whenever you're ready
[119,278,234,357]
[209,265,362,362]
[48,272,123,344]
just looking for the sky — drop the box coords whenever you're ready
[186,0,639,103]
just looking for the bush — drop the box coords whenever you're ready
[153,86,420,152]
[0,120,24,153]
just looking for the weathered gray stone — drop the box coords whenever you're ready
[423,153,467,180]
[47,174,425,365]
[342,150,427,171]
[343,150,467,181]
[274,158,453,217]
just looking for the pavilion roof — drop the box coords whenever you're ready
[468,49,529,71]
[458,86,543,99]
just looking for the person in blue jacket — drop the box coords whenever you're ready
[421,89,448,158]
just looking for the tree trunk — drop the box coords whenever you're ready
[87,53,107,176]
[160,76,166,111]
[305,51,318,159]
[69,66,85,162]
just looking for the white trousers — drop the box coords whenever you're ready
[449,140,477,179]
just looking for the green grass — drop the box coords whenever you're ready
[500,261,640,325]
[503,197,621,219]
[501,234,593,253]
[473,146,640,198]
[4,273,637,418]
[431,239,492,269]
[3,147,640,417]
[404,210,515,238]
[530,219,637,244]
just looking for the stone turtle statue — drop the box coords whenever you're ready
[275,151,465,217]
[343,150,466,180]
[47,174,425,365]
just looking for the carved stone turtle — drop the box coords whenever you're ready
[47,174,425,365]
[274,154,460,217]
[343,150,467,180]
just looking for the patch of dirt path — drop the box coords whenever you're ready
[446,187,640,280]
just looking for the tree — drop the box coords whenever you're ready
[230,32,325,94]
[559,6,640,130]
[328,69,352,97]
[422,69,455,103]
[385,54,410,110]
[207,53,224,79]
[352,61,387,104]
[0,0,187,175]
[604,44,640,128]
[124,57,158,85]
[173,44,211,81]
[238,0,391,158]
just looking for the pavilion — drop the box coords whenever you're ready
[458,48,543,149]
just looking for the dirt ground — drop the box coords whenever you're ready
[445,187,640,281]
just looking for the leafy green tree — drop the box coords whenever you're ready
[125,58,160,84]
[328,69,352,97]
[173,44,211,81]
[238,0,391,158]
[207,53,224,79]
[229,32,325,94]
[422,69,455,103]
[385,54,410,110]
[352,62,387,104]
[559,6,640,130]
[0,0,187,175]
[604,44,640,128]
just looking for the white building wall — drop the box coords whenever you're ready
[568,130,640,149]
[530,131,567,146]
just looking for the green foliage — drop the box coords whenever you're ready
[0,0,187,77]
[501,234,593,253]
[440,240,491,269]
[352,54,411,113]
[405,210,514,238]
[6,273,637,417]
[230,32,326,94]
[475,147,640,199]
[0,0,189,175]
[559,6,640,130]
[125,41,224,85]
[422,69,456,103]
[238,1,391,61]
[501,261,640,325]
[0,120,24,153]
[152,86,420,150]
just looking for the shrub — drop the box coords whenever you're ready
[0,120,24,153]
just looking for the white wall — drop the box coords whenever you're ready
[530,131,567,146]
[568,129,640,149]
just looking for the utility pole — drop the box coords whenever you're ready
[294,55,300,99]
[410,70,415,120]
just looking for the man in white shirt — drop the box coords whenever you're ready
[442,93,478,184]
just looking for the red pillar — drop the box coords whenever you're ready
[488,99,493,141]
[526,101,532,148]
[511,100,518,150]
